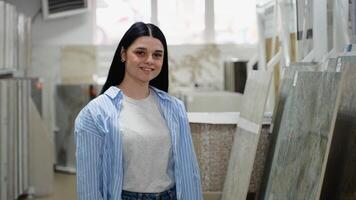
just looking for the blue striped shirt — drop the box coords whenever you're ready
[75,86,202,200]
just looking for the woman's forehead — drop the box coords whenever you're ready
[129,36,164,51]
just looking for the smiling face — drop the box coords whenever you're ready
[121,36,164,86]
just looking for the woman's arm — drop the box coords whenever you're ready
[176,100,203,200]
[75,107,105,200]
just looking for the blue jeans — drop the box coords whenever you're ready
[121,186,177,200]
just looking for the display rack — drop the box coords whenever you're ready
[0,1,33,199]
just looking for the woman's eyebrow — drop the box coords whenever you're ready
[135,47,147,50]
[134,47,163,52]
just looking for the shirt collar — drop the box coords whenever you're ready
[104,86,122,99]
[150,86,171,101]
[104,85,171,101]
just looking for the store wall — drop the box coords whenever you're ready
[9,0,95,45]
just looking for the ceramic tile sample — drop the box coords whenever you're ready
[264,71,342,200]
[222,71,272,200]
[320,56,356,199]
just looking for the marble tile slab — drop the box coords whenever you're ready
[320,55,356,199]
[60,46,96,84]
[222,71,272,200]
[260,65,322,197]
[263,71,342,200]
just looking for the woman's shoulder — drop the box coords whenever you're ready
[76,94,114,122]
[74,93,117,134]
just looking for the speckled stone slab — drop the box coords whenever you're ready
[222,71,272,200]
[320,55,356,200]
[190,123,271,193]
[190,124,236,192]
[264,71,342,200]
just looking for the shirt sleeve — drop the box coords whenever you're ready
[75,107,105,200]
[176,100,203,200]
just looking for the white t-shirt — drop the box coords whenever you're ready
[119,90,175,193]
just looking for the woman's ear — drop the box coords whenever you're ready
[120,47,126,62]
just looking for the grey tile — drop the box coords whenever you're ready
[264,71,342,200]
[222,71,272,200]
[320,55,356,199]
[260,66,322,198]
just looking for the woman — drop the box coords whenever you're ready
[75,22,202,200]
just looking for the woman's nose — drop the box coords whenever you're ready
[145,54,154,64]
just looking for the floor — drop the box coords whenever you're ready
[25,173,76,200]
[20,173,251,200]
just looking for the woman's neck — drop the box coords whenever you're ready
[117,79,150,100]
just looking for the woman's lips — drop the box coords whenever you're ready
[140,66,154,72]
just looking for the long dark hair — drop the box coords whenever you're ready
[100,22,169,94]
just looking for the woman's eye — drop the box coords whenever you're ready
[153,53,163,59]
[135,51,145,56]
